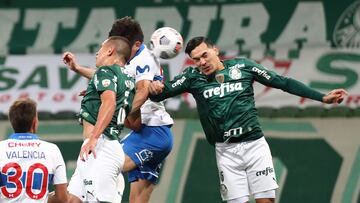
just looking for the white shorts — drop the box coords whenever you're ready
[215,137,278,201]
[67,135,125,202]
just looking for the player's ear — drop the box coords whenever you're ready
[133,41,141,49]
[213,46,220,56]
[108,46,115,56]
[31,113,39,133]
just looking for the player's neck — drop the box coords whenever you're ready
[101,57,125,67]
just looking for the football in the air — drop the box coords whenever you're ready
[150,27,183,59]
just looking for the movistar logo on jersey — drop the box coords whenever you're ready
[203,82,243,98]
[172,76,186,88]
[252,67,271,80]
[136,65,150,74]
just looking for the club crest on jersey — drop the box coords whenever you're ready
[229,66,242,80]
[333,1,360,47]
[102,79,111,87]
[215,74,225,83]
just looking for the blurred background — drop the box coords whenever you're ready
[0,0,359,202]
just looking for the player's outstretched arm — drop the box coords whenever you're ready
[149,80,164,95]
[322,88,348,104]
[62,51,96,79]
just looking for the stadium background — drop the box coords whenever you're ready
[0,0,359,202]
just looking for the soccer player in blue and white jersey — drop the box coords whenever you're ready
[63,16,174,203]
[0,98,68,203]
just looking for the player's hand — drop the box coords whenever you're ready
[149,81,164,95]
[322,88,348,104]
[79,90,86,96]
[62,52,79,72]
[79,137,98,161]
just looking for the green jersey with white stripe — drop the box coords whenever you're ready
[80,64,135,140]
[150,58,325,145]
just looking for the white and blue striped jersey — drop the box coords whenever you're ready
[125,44,173,126]
[0,133,67,203]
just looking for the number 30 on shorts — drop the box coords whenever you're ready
[1,162,49,199]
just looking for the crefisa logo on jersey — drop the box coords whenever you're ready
[256,167,274,177]
[333,1,360,47]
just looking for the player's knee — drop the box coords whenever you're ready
[255,198,275,203]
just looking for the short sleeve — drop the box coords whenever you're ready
[52,145,67,185]
[93,67,117,93]
[134,56,159,82]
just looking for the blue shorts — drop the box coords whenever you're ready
[120,124,173,184]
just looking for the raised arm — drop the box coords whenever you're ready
[63,51,96,79]
[248,61,348,104]
[149,70,191,102]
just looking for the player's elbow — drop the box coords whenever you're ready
[48,184,69,203]
[124,117,142,132]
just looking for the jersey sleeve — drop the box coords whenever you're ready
[93,67,117,93]
[149,67,192,102]
[246,59,325,102]
[51,145,67,185]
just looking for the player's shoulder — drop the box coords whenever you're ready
[38,140,61,152]
[96,65,122,75]
[224,57,258,70]
[131,45,159,66]
[181,66,200,76]
[0,139,8,148]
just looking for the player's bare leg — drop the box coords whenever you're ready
[123,155,137,172]
[129,179,155,203]
[255,198,275,203]
[123,155,155,203]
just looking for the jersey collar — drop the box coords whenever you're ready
[127,43,145,65]
[9,133,39,140]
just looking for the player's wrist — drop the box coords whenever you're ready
[72,64,80,72]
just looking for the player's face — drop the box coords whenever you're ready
[129,41,141,60]
[190,42,222,75]
[95,39,110,67]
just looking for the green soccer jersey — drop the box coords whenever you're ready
[80,64,135,140]
[150,58,325,145]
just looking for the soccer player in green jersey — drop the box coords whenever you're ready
[65,36,139,203]
[149,36,348,203]
[64,17,174,203]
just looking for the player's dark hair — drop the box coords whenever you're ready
[107,36,131,63]
[185,36,214,56]
[8,98,37,133]
[108,16,144,46]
